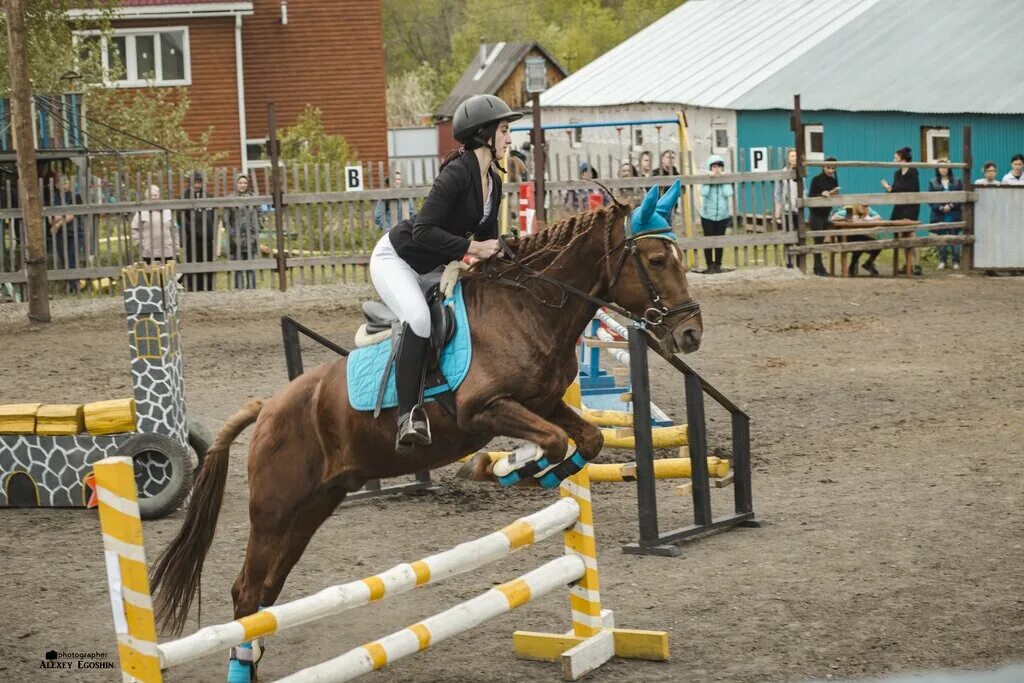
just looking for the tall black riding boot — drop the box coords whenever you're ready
[395,326,431,454]
[813,253,830,276]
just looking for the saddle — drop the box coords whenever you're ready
[359,285,457,417]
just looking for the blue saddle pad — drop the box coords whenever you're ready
[347,282,471,411]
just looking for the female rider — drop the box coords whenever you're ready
[369,94,522,454]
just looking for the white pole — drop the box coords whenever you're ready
[278,555,587,683]
[159,498,580,668]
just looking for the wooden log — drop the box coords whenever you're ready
[0,403,42,434]
[35,404,85,436]
[588,457,730,481]
[602,425,687,449]
[83,398,137,435]
[580,409,635,427]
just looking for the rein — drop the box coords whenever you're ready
[484,216,701,338]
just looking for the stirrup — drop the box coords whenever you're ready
[396,405,431,454]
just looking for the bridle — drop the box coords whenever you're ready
[486,214,701,339]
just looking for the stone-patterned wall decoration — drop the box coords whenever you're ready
[0,263,190,508]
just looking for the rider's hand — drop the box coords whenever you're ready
[467,239,500,259]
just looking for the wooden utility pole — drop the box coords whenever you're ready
[4,0,50,321]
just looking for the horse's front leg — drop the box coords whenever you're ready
[456,398,592,488]
[545,400,605,464]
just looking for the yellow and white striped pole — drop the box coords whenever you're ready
[94,457,162,683]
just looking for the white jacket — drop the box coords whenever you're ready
[131,209,179,259]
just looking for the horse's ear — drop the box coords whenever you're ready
[656,179,682,217]
[636,184,660,225]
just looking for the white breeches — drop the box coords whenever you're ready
[369,234,440,339]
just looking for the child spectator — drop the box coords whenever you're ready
[975,162,1000,186]
[928,161,964,270]
[829,204,881,277]
[1002,154,1024,185]
[699,154,733,273]
[130,185,178,265]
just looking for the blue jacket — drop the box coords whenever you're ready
[928,176,963,224]
[699,154,733,221]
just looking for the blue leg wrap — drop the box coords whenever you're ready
[226,606,267,683]
[226,643,253,683]
[537,451,589,489]
[496,455,552,487]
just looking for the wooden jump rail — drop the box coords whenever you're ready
[93,457,670,682]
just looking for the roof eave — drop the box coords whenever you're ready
[68,2,254,20]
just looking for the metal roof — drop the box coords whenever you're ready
[436,42,568,119]
[730,0,1024,114]
[539,0,882,109]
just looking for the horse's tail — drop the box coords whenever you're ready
[150,398,264,634]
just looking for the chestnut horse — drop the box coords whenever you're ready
[150,201,703,647]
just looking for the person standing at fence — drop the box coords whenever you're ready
[370,94,519,453]
[699,155,733,273]
[975,162,1000,186]
[226,173,262,288]
[48,175,83,294]
[928,161,964,270]
[653,150,679,177]
[807,157,841,276]
[180,171,217,291]
[638,151,653,178]
[774,148,800,230]
[1002,154,1024,185]
[564,162,607,214]
[881,147,922,275]
[374,171,416,231]
[130,185,178,265]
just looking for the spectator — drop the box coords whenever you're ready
[975,161,1000,186]
[928,160,964,270]
[807,157,841,276]
[829,204,881,277]
[881,146,922,275]
[618,161,640,204]
[638,151,653,177]
[652,150,679,177]
[619,161,638,178]
[774,148,800,230]
[509,150,530,183]
[180,171,217,291]
[1002,154,1024,185]
[699,154,733,273]
[226,174,262,288]
[373,171,416,231]
[563,161,607,213]
[49,175,83,293]
[130,185,178,265]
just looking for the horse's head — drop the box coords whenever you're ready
[605,181,703,354]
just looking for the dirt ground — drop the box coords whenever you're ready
[1,269,1023,683]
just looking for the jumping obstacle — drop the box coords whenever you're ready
[93,456,670,682]
[578,310,673,427]
[0,262,204,519]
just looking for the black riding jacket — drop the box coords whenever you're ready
[388,150,502,274]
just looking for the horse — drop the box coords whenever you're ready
[149,195,703,659]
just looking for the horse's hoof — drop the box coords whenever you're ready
[455,452,493,481]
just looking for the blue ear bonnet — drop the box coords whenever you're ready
[628,180,681,241]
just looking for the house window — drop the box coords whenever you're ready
[712,125,729,153]
[804,124,824,161]
[922,127,950,162]
[246,138,271,169]
[569,119,582,149]
[632,127,644,151]
[76,28,191,87]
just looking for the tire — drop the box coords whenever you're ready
[187,419,213,471]
[122,434,193,520]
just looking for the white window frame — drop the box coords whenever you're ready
[804,124,824,161]
[569,119,583,149]
[631,126,643,152]
[246,138,270,169]
[75,27,191,88]
[711,125,729,154]
[924,127,950,162]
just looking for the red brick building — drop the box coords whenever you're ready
[70,0,387,168]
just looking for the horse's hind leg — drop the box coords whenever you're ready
[227,485,346,682]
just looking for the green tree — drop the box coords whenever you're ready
[0,1,115,96]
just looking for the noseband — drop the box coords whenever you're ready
[488,217,701,339]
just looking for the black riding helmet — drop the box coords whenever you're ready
[452,94,523,146]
